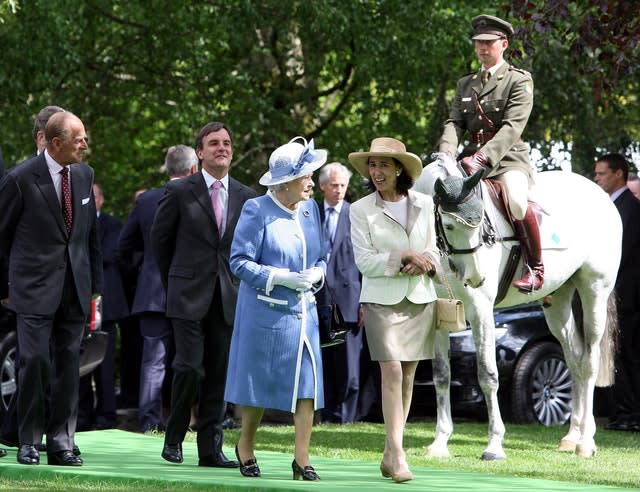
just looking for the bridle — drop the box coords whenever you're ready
[434,186,497,256]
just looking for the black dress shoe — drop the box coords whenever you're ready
[47,450,83,466]
[292,459,320,481]
[0,448,6,458]
[235,445,260,477]
[198,451,239,468]
[17,445,40,465]
[605,419,634,431]
[161,443,183,463]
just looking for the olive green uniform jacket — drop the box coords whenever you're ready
[438,63,534,183]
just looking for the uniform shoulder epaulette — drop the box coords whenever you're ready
[508,65,528,75]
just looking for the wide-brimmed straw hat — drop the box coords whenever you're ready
[348,137,423,181]
[259,136,328,186]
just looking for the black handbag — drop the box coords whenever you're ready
[318,299,348,348]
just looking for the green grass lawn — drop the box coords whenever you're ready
[1,419,639,491]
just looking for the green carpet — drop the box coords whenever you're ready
[0,430,634,491]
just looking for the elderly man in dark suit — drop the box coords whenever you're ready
[152,122,256,467]
[594,153,640,432]
[118,145,198,433]
[317,162,364,424]
[0,112,103,466]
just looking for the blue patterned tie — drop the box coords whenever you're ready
[324,207,335,257]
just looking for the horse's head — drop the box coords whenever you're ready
[433,169,486,288]
[414,152,463,195]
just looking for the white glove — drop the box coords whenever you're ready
[300,267,323,285]
[272,270,313,291]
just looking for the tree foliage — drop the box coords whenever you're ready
[0,0,637,216]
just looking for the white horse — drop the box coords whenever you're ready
[414,154,621,460]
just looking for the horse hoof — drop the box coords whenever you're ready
[575,444,597,457]
[424,446,451,459]
[481,451,506,461]
[558,439,577,453]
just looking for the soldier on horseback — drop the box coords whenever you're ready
[437,14,543,292]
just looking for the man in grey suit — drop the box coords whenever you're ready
[317,162,364,423]
[0,112,103,466]
[152,122,256,467]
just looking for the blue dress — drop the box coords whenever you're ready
[225,192,326,413]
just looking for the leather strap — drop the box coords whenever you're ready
[471,88,496,131]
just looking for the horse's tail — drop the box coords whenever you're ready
[596,291,618,387]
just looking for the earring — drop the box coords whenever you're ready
[396,170,401,177]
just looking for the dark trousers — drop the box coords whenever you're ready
[16,268,85,452]
[78,321,117,430]
[138,313,173,432]
[610,311,640,421]
[117,316,142,409]
[321,323,363,423]
[164,286,232,458]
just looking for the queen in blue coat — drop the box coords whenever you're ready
[225,137,327,481]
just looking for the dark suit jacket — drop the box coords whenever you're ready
[118,187,167,315]
[0,154,103,316]
[151,172,256,325]
[0,147,7,300]
[317,201,361,323]
[97,212,129,322]
[613,189,640,313]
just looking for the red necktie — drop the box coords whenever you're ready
[211,180,223,238]
[60,167,73,235]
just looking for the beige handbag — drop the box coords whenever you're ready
[435,272,466,333]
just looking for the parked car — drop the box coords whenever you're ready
[0,297,108,417]
[362,303,597,426]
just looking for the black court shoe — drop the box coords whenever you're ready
[292,459,320,481]
[235,445,260,477]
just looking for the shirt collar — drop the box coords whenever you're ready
[202,169,229,190]
[485,60,505,77]
[324,200,343,215]
[610,186,628,202]
[44,149,64,174]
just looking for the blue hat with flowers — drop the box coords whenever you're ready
[259,136,328,186]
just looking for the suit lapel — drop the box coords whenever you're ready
[69,164,90,238]
[225,178,243,237]
[480,63,508,96]
[405,192,422,237]
[191,172,216,224]
[33,155,67,236]
[331,202,349,248]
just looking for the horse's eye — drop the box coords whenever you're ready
[445,224,454,231]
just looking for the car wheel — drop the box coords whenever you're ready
[510,341,572,426]
[0,330,17,413]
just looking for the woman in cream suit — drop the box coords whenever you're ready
[349,138,439,483]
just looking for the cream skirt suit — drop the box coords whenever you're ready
[350,190,439,361]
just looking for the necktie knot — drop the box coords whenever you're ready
[481,70,491,87]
